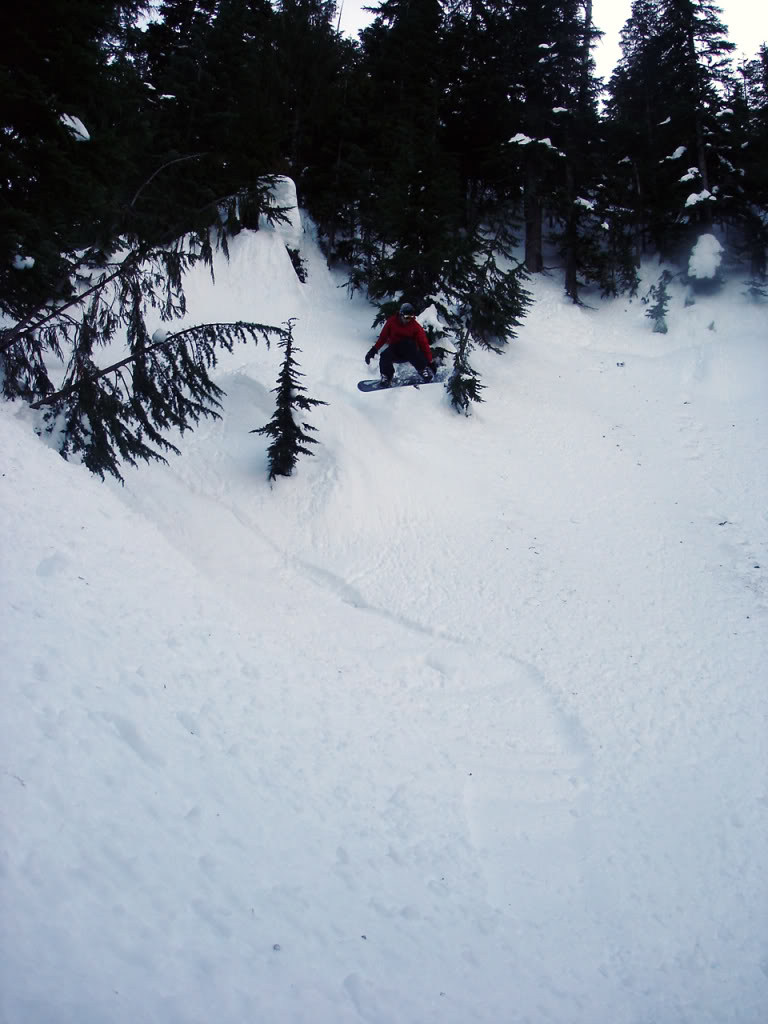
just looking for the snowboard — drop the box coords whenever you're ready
[357,372,443,393]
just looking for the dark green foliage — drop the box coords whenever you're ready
[3,0,767,470]
[125,1,289,248]
[272,0,353,199]
[643,269,675,333]
[439,220,532,352]
[1,0,293,316]
[325,0,537,389]
[2,241,285,481]
[604,1,737,263]
[253,320,327,479]
[322,0,467,306]
[744,278,768,302]
[286,246,308,282]
[730,46,768,276]
[437,218,531,413]
[446,331,485,415]
[0,2,309,483]
[0,1,149,315]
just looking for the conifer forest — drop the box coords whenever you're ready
[1,1,766,478]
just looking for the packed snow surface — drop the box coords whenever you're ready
[2,211,767,1024]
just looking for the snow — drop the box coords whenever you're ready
[416,302,443,333]
[686,189,716,208]
[2,209,768,1024]
[689,233,725,279]
[680,167,702,183]
[508,136,564,156]
[59,114,90,142]
[12,255,35,270]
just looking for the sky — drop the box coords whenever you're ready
[337,0,768,80]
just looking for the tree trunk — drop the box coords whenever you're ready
[564,161,579,303]
[524,158,543,273]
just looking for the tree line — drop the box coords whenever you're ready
[1,0,766,478]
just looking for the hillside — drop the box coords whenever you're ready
[2,205,767,1024]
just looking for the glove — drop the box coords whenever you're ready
[365,346,377,365]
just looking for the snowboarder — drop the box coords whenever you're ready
[365,303,434,387]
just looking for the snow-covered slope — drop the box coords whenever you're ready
[2,206,767,1024]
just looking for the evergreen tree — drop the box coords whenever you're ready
[515,0,565,275]
[0,1,149,315]
[1,240,285,481]
[305,40,373,273]
[347,0,463,305]
[513,1,600,283]
[1,1,330,484]
[490,0,603,300]
[558,0,603,302]
[272,0,349,193]
[253,320,327,479]
[438,216,531,413]
[605,0,737,263]
[730,46,768,276]
[643,269,674,331]
[128,0,284,242]
[446,330,485,415]
[441,0,526,218]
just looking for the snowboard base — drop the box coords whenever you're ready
[357,372,443,393]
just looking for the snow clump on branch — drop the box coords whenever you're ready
[689,234,724,280]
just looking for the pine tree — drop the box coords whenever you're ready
[128,0,284,244]
[253,320,327,479]
[0,0,324,483]
[438,217,531,413]
[643,269,674,332]
[516,0,566,275]
[0,1,149,316]
[605,0,736,263]
[348,0,463,305]
[491,0,602,300]
[730,46,768,277]
[272,0,350,195]
[1,240,285,481]
[441,0,526,218]
[558,0,603,302]
[446,331,485,415]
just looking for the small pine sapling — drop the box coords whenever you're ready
[286,247,308,282]
[643,270,674,333]
[438,219,531,414]
[446,330,485,415]
[252,319,327,479]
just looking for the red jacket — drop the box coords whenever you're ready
[373,315,433,364]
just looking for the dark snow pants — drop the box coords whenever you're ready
[378,339,429,379]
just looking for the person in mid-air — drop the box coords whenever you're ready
[365,302,434,387]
